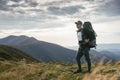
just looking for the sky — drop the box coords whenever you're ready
[0,0,120,47]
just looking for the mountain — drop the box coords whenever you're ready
[100,51,120,62]
[68,44,120,52]
[91,44,120,62]
[96,44,120,51]
[0,45,38,62]
[0,35,76,62]
[0,35,38,46]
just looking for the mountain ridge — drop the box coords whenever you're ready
[0,45,38,62]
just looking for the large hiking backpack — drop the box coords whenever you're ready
[88,31,97,48]
[88,39,96,48]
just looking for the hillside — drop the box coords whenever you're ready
[0,60,120,80]
[0,45,38,62]
[0,35,76,62]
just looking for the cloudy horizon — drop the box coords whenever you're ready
[0,0,120,47]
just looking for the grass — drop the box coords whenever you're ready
[0,60,120,80]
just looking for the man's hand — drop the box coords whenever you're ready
[85,39,89,43]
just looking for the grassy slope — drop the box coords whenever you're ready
[0,45,38,62]
[0,60,120,80]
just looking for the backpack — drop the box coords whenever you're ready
[88,31,97,48]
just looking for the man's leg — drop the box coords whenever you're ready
[76,47,84,71]
[84,48,91,72]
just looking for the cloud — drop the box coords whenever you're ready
[47,5,85,16]
[0,0,119,17]
[24,0,39,7]
[42,0,72,7]
[0,0,87,17]
[0,0,7,5]
[0,0,40,15]
[0,0,120,30]
[11,0,21,2]
[9,0,39,7]
[0,0,10,11]
[94,0,120,16]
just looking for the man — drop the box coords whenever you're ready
[74,21,91,73]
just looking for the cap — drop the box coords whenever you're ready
[75,21,82,25]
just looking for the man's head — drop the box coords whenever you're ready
[75,21,83,30]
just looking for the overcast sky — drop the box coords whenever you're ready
[0,0,120,47]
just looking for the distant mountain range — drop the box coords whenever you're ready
[69,44,120,62]
[0,35,120,63]
[68,44,120,51]
[0,45,38,62]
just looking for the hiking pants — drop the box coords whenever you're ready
[76,47,91,72]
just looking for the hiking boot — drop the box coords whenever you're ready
[87,70,91,73]
[73,69,82,74]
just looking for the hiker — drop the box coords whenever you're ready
[74,21,96,73]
